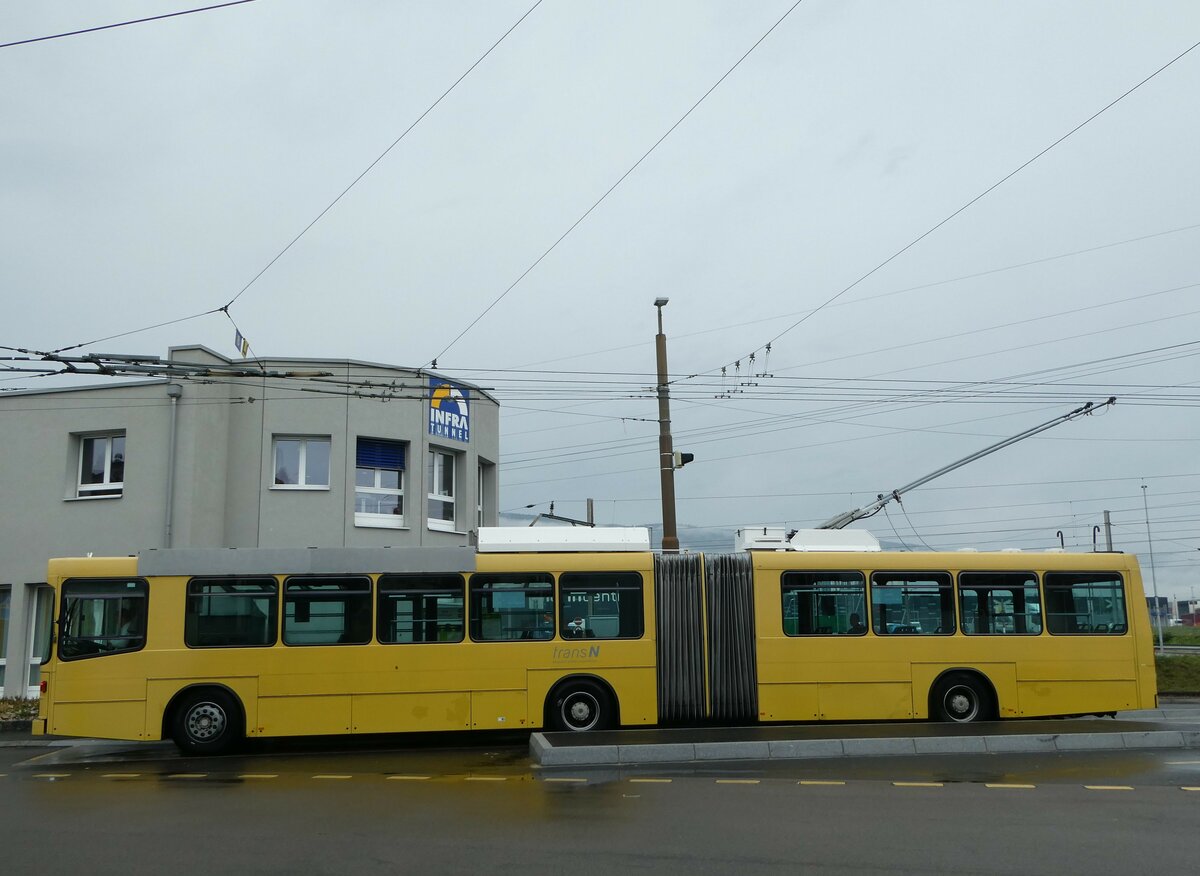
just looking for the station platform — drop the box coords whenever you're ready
[530,707,1200,767]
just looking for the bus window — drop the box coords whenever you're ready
[468,573,554,641]
[870,572,954,635]
[283,577,372,645]
[59,579,148,660]
[780,571,866,636]
[1044,572,1126,634]
[958,572,1041,635]
[186,577,278,648]
[559,572,643,639]
[378,574,464,643]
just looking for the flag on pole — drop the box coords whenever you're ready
[234,330,249,357]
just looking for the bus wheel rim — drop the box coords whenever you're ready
[563,692,600,730]
[187,703,226,741]
[945,687,978,721]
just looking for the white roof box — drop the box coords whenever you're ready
[735,527,880,552]
[786,528,881,552]
[735,526,792,551]
[477,526,651,553]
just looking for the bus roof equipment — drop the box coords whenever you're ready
[476,526,651,553]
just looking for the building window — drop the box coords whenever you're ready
[427,449,457,531]
[782,571,867,636]
[869,571,955,635]
[78,433,125,497]
[355,438,405,528]
[477,464,485,527]
[27,587,53,695]
[272,436,330,489]
[0,588,9,694]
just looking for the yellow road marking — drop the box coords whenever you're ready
[386,775,431,781]
[1084,785,1133,791]
[465,776,507,782]
[799,780,845,786]
[544,777,587,783]
[1167,760,1200,765]
[34,773,70,778]
[629,778,672,784]
[893,782,943,788]
[985,783,1036,789]
[102,773,141,779]
[167,773,207,779]
[238,774,278,779]
[716,779,760,785]
[312,775,352,780]
[1181,786,1200,792]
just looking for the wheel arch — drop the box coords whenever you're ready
[160,683,247,741]
[542,673,621,729]
[926,667,999,720]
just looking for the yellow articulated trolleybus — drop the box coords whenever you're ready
[33,527,1157,755]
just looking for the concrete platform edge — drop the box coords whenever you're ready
[532,729,1199,767]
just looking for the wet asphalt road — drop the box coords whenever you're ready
[3,733,1200,875]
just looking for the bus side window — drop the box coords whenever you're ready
[1044,572,1126,635]
[870,572,954,635]
[185,577,278,648]
[559,571,644,640]
[282,576,372,646]
[377,574,465,644]
[468,572,554,642]
[59,579,149,660]
[780,571,866,636]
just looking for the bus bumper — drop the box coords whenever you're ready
[30,718,47,736]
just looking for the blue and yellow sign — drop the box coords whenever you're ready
[429,378,470,442]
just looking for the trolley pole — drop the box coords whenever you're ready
[1142,484,1164,652]
[654,297,679,553]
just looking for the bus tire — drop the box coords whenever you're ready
[550,680,614,732]
[171,688,243,756]
[931,672,993,723]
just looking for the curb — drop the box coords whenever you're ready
[0,719,34,735]
[531,728,1200,767]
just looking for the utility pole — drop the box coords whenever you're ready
[655,297,679,553]
[1142,484,1164,652]
[1103,510,1113,551]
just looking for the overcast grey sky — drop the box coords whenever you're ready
[3,2,1199,599]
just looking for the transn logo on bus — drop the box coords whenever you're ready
[553,645,601,662]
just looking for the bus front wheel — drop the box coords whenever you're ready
[171,689,243,756]
[551,680,614,732]
[931,673,993,723]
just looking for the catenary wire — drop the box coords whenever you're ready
[688,36,1200,384]
[425,0,808,366]
[0,1,258,50]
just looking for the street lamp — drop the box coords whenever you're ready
[1142,484,1164,651]
[654,298,679,553]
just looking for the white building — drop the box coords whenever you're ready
[0,344,499,698]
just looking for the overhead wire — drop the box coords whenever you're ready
[688,36,1200,384]
[425,0,809,366]
[1,0,258,50]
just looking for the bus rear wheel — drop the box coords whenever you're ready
[551,680,614,732]
[171,689,243,756]
[932,673,993,723]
